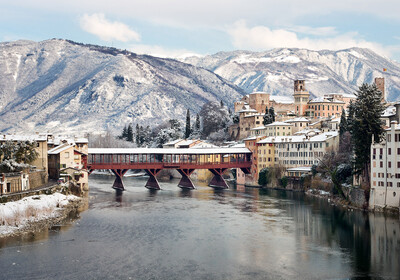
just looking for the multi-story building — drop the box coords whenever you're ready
[370,118,400,211]
[257,131,338,171]
[250,122,293,137]
[285,117,311,133]
[308,96,345,118]
[243,136,266,183]
[48,143,88,190]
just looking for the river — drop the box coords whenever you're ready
[0,174,399,279]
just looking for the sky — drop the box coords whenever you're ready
[1,0,400,60]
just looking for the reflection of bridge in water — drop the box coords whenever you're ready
[86,148,252,190]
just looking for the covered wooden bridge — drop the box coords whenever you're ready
[86,148,252,190]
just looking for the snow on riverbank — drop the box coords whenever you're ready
[0,193,80,237]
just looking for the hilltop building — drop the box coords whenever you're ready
[231,79,355,141]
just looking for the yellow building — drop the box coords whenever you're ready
[256,139,276,171]
[1,134,48,172]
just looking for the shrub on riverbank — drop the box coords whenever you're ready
[0,193,80,237]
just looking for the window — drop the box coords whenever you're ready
[65,152,69,159]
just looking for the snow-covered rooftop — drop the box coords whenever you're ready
[257,131,337,144]
[178,140,198,146]
[238,107,258,113]
[231,143,246,148]
[269,95,294,104]
[243,136,257,141]
[190,142,218,149]
[250,126,266,131]
[257,135,305,144]
[88,147,251,155]
[163,139,184,146]
[0,134,47,142]
[295,128,322,135]
[382,106,396,117]
[309,97,345,104]
[285,117,310,123]
[266,121,293,127]
[48,144,74,155]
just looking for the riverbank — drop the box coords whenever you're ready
[0,192,82,238]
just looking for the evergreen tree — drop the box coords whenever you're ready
[220,100,224,107]
[139,125,145,145]
[135,124,140,146]
[195,113,200,131]
[263,106,272,125]
[351,83,385,187]
[119,125,128,140]
[339,108,348,137]
[185,109,191,139]
[347,100,355,133]
[268,107,275,122]
[127,124,133,142]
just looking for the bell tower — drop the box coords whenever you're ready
[293,80,309,116]
[374,77,385,102]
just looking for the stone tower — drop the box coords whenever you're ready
[293,80,310,116]
[375,77,385,102]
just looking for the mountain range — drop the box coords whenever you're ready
[0,39,244,134]
[1,39,399,134]
[183,48,400,101]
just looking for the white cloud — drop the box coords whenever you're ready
[129,44,201,59]
[228,21,390,56]
[286,26,338,37]
[80,13,140,42]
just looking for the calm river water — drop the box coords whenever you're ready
[0,174,399,279]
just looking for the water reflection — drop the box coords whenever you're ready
[179,189,193,198]
[0,175,399,280]
[115,189,123,203]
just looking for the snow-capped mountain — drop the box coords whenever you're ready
[183,48,400,101]
[0,39,245,134]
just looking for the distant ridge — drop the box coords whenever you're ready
[182,47,400,101]
[0,39,245,134]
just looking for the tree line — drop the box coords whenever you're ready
[117,100,235,148]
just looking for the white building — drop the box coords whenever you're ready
[370,120,400,211]
[257,131,339,170]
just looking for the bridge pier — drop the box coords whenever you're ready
[111,169,129,191]
[144,169,161,190]
[208,168,229,189]
[176,169,195,189]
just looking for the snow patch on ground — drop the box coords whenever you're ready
[0,193,80,237]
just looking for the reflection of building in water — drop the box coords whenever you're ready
[369,214,400,277]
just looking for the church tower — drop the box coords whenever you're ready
[293,80,310,116]
[374,77,385,102]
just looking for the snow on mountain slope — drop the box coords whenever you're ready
[183,48,400,101]
[0,39,245,134]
